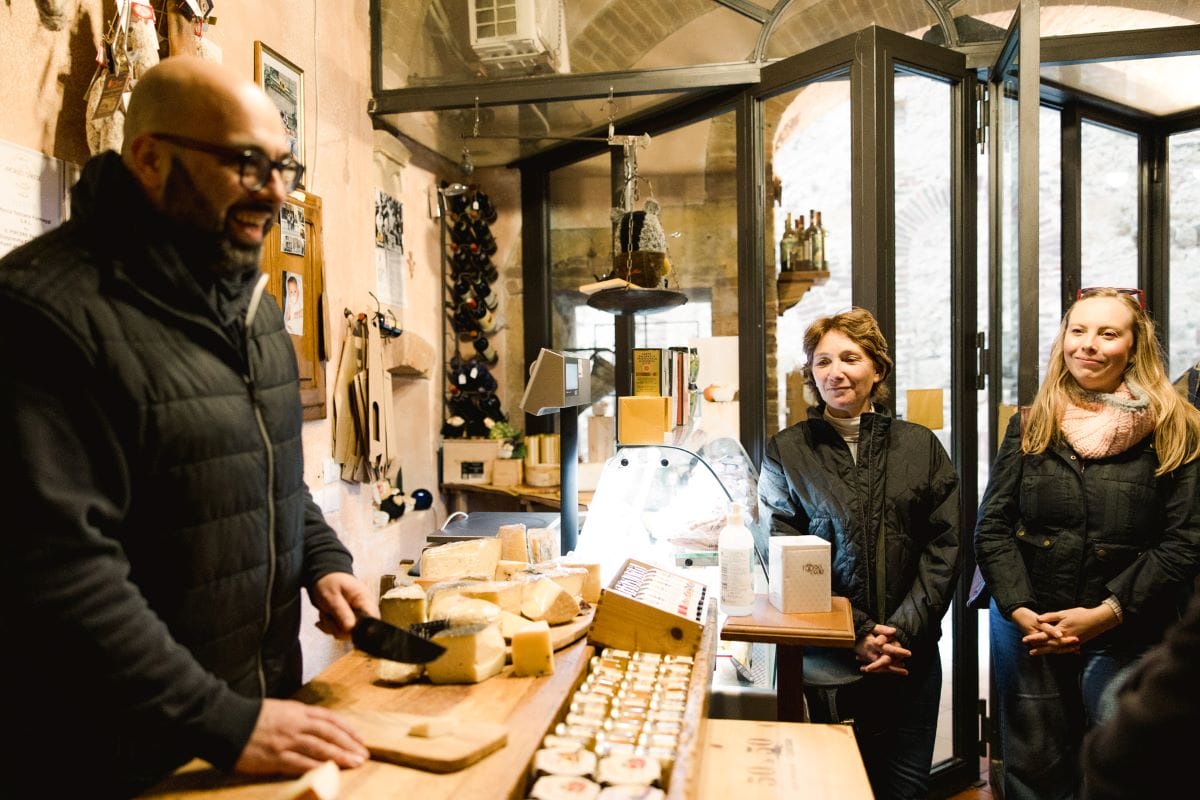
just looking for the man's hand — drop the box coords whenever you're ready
[1028,605,1118,655]
[1011,605,1081,656]
[310,572,378,638]
[234,699,368,776]
[854,624,913,675]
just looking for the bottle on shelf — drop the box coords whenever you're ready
[800,210,817,271]
[813,210,827,271]
[472,279,500,312]
[779,212,796,272]
[718,502,755,617]
[474,335,499,365]
[793,213,809,269]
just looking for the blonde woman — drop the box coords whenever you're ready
[975,287,1200,800]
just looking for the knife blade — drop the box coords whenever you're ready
[352,611,447,664]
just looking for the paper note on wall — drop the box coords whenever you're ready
[0,139,74,259]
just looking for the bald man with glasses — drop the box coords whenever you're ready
[0,56,374,797]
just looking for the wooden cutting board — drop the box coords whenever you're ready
[339,710,507,773]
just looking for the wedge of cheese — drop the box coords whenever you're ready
[458,580,523,614]
[499,609,536,641]
[560,562,602,603]
[425,622,507,684]
[376,659,424,685]
[511,620,554,677]
[520,577,581,625]
[379,584,427,629]
[527,565,589,601]
[497,523,529,562]
[428,594,502,627]
[419,537,502,582]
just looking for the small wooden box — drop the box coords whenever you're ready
[588,558,707,657]
[491,458,523,487]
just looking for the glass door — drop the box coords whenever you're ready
[752,25,978,796]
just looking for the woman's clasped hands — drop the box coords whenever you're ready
[855,623,913,675]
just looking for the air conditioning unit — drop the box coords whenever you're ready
[467,0,570,74]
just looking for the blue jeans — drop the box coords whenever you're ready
[989,601,1142,800]
[806,643,942,800]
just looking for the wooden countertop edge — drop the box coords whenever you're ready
[666,601,717,800]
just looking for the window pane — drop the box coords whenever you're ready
[1080,121,1138,289]
[767,73,853,435]
[1039,106,1062,379]
[1168,129,1200,379]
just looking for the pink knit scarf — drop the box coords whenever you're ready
[1060,381,1154,459]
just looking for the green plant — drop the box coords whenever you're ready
[488,421,526,459]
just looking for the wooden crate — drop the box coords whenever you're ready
[587,558,708,657]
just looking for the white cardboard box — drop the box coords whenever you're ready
[441,439,501,484]
[768,535,831,613]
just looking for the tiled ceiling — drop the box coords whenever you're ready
[373,0,1200,169]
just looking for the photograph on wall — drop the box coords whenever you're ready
[280,202,305,256]
[254,41,304,165]
[283,271,304,336]
[375,188,403,253]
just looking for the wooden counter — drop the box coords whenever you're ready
[141,600,718,800]
[140,641,592,800]
[697,719,872,799]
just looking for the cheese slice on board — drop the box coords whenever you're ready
[379,584,426,629]
[425,621,507,684]
[511,620,554,677]
[458,580,523,613]
[428,595,502,627]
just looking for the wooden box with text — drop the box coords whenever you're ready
[587,558,707,657]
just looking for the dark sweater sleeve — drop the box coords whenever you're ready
[887,430,961,649]
[301,492,355,587]
[1080,587,1200,800]
[0,317,260,773]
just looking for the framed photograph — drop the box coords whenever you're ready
[254,41,304,170]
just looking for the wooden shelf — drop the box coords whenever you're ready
[776,269,831,313]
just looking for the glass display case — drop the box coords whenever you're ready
[573,437,763,580]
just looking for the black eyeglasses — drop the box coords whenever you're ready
[151,132,305,192]
[1077,286,1145,310]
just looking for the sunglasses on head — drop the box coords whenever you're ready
[1077,287,1145,310]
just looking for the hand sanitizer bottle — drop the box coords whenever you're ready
[719,502,755,616]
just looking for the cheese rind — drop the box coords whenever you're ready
[512,620,555,677]
[425,622,507,684]
[521,577,581,625]
[419,537,502,582]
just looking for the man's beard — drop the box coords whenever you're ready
[162,158,273,279]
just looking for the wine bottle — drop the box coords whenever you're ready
[812,210,826,271]
[779,212,796,272]
[794,214,808,269]
[803,210,818,271]
[474,336,499,365]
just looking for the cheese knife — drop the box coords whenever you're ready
[352,611,447,664]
